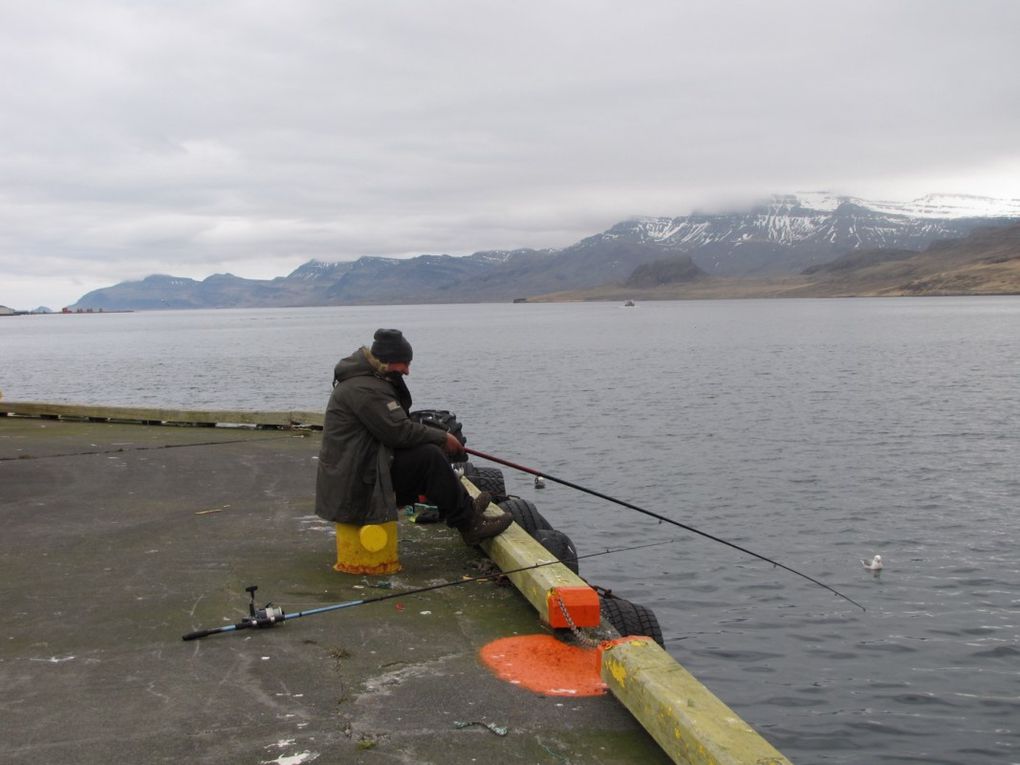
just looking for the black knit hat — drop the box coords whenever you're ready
[371,328,413,363]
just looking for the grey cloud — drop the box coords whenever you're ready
[1,0,1019,308]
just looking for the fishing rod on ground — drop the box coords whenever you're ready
[463,446,865,612]
[181,537,680,642]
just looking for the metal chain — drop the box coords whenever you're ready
[554,593,601,649]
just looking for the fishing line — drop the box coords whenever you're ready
[181,537,681,641]
[464,446,865,612]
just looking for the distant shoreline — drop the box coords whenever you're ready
[0,309,135,316]
[33,291,1020,315]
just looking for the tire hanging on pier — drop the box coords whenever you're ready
[532,528,579,574]
[600,596,664,647]
[462,465,507,501]
[497,497,553,535]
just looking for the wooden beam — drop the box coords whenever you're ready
[0,400,323,428]
[600,637,793,765]
[463,479,597,627]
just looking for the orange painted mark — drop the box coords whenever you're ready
[479,635,607,697]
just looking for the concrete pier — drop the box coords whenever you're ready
[1,408,670,764]
[1,402,792,764]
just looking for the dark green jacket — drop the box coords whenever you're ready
[314,347,446,524]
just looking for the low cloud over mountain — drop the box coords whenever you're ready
[71,194,1020,309]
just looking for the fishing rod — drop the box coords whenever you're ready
[181,537,679,641]
[464,446,865,612]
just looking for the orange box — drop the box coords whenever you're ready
[546,585,601,629]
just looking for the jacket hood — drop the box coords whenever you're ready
[333,347,387,386]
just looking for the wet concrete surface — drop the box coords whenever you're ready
[0,416,670,764]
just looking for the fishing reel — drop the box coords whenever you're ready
[241,585,285,629]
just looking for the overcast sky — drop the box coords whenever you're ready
[2,0,1019,309]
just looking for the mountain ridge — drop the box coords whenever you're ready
[70,193,1020,309]
[535,223,1020,302]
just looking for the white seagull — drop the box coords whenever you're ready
[861,554,883,571]
[534,476,546,489]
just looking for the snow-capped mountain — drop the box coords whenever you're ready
[596,193,1020,276]
[71,193,1020,308]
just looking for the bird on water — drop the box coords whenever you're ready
[861,554,883,571]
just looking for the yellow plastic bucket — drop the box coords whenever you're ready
[334,521,401,574]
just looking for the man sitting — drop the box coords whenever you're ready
[315,328,511,545]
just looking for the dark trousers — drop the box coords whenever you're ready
[391,444,473,529]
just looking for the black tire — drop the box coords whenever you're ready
[532,529,579,574]
[465,467,506,500]
[497,497,552,535]
[599,596,664,646]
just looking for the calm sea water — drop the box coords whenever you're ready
[3,298,1019,764]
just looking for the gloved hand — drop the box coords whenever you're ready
[442,432,465,458]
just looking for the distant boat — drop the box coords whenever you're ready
[624,300,635,307]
